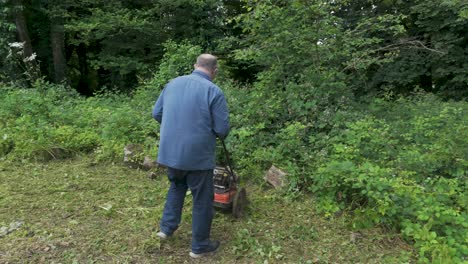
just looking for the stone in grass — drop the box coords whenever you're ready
[0,221,24,237]
[123,144,145,169]
[124,144,159,171]
[142,156,158,171]
[350,231,363,243]
[147,171,158,180]
[264,165,288,189]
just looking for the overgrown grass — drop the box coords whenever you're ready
[0,158,414,263]
[0,83,158,162]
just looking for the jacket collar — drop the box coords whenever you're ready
[192,70,212,81]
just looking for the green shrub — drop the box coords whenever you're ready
[0,41,207,162]
[310,95,467,262]
[0,83,158,161]
[139,40,202,94]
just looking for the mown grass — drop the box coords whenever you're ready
[0,157,414,263]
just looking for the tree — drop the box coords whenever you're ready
[334,0,468,98]
[12,0,33,57]
[0,0,41,85]
[1,0,237,93]
[0,0,17,82]
[47,1,68,83]
[64,0,229,94]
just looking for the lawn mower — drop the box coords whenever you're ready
[213,139,247,218]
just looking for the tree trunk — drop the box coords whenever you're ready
[76,43,99,96]
[50,18,67,83]
[12,0,42,83]
[420,71,433,92]
[12,0,33,57]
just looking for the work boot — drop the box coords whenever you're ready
[189,240,220,258]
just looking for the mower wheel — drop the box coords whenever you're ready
[232,187,247,218]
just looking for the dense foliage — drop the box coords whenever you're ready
[1,0,467,98]
[0,0,242,93]
[0,41,201,161]
[1,0,467,262]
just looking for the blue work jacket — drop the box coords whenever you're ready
[152,70,230,170]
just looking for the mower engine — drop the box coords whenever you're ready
[212,139,247,218]
[213,166,237,209]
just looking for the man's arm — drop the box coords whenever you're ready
[152,89,164,123]
[211,91,230,139]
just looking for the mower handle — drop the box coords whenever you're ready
[220,139,235,178]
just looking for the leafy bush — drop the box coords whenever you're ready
[221,80,467,262]
[0,83,157,161]
[140,40,202,93]
[310,95,467,262]
[0,41,203,162]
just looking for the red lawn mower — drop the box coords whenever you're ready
[213,139,247,218]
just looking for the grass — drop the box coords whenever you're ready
[0,157,414,263]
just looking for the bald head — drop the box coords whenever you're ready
[196,54,217,71]
[194,54,218,79]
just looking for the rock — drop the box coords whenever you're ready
[147,171,158,180]
[58,241,70,247]
[264,165,288,189]
[0,226,7,237]
[334,210,344,217]
[350,231,363,243]
[142,156,157,171]
[0,220,24,237]
[123,144,144,168]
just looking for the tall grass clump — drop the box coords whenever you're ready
[0,82,156,161]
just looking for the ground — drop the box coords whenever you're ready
[0,158,414,263]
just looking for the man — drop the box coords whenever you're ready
[152,54,230,258]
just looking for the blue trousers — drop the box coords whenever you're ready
[160,167,214,252]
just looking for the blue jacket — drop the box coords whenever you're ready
[152,70,230,170]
